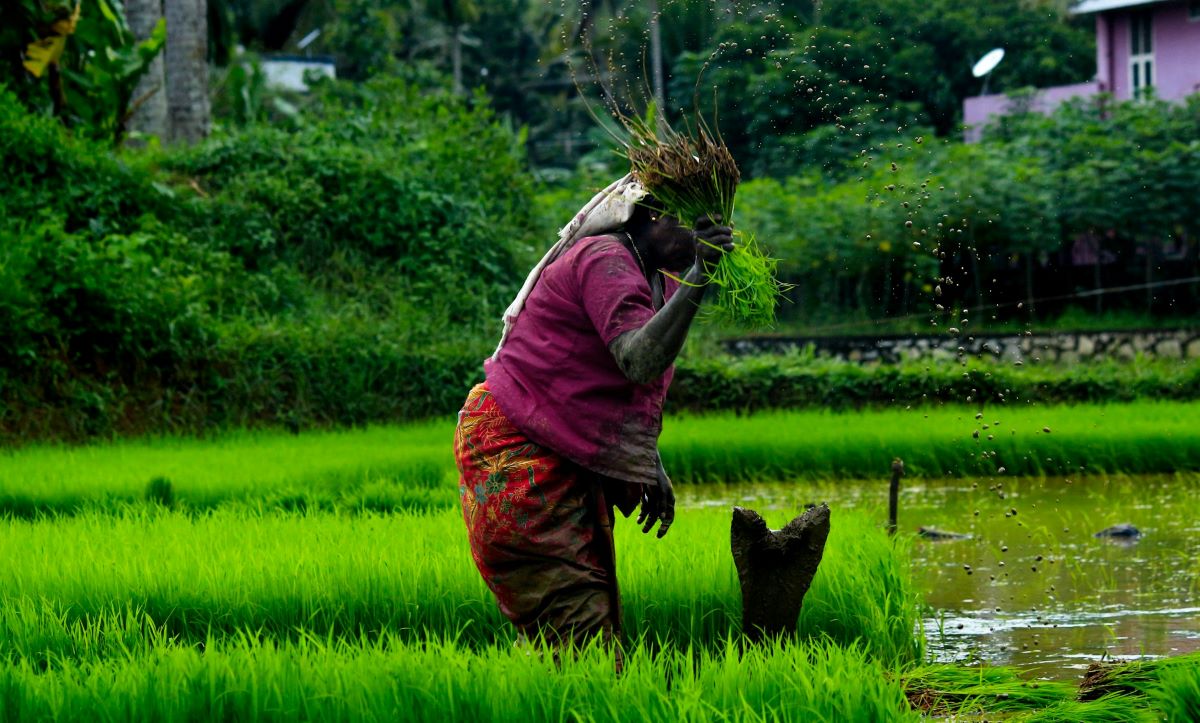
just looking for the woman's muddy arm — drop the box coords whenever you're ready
[608,261,710,384]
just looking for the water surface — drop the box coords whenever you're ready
[679,474,1200,679]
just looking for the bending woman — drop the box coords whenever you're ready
[454,175,732,663]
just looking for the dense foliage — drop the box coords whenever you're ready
[194,0,1095,169]
[668,0,1093,175]
[2,1,1196,442]
[0,80,529,440]
[734,94,1200,323]
[0,0,164,143]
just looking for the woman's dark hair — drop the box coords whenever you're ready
[626,194,667,231]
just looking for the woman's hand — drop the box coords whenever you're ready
[637,461,675,538]
[693,215,735,268]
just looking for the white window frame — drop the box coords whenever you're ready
[1129,11,1154,99]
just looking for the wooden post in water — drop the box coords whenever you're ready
[888,458,904,536]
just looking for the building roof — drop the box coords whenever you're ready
[1070,0,1167,14]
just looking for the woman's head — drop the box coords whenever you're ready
[624,196,696,273]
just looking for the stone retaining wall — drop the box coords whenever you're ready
[725,329,1200,364]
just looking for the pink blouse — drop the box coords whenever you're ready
[484,235,677,485]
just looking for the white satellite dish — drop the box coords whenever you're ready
[972,48,1005,79]
[297,28,321,51]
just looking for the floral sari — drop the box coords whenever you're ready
[454,382,624,647]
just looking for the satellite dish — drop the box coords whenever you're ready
[297,28,321,51]
[972,48,1005,78]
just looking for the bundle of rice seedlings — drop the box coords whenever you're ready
[621,112,788,328]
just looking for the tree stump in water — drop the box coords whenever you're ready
[731,504,831,641]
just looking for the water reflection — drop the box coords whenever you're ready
[678,474,1200,679]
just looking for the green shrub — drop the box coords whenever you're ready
[668,353,1200,413]
[0,79,533,442]
[163,78,530,289]
[732,95,1200,324]
[0,88,170,236]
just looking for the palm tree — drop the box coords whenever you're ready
[125,0,167,140]
[164,0,210,143]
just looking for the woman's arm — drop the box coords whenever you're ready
[609,218,733,384]
[608,260,710,384]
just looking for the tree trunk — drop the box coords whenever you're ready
[125,0,167,142]
[649,0,665,111]
[1025,252,1036,314]
[731,505,830,642]
[970,246,985,310]
[165,0,210,144]
[451,25,463,94]
[1143,239,1154,313]
[881,260,893,316]
[1093,235,1103,314]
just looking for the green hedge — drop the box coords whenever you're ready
[667,354,1200,413]
[6,340,1198,443]
[0,331,487,442]
[6,80,1200,444]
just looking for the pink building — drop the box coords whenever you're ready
[963,0,1200,138]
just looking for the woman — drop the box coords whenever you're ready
[454,175,733,661]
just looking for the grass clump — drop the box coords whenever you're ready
[620,110,788,328]
[897,664,1074,714]
[1017,696,1157,723]
[143,477,174,508]
[894,663,1166,720]
[1149,662,1200,722]
[1079,652,1200,721]
[625,121,740,223]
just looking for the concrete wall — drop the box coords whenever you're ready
[1096,1,1200,101]
[725,329,1200,364]
[1111,11,1133,99]
[963,82,1100,140]
[1153,0,1200,100]
[964,0,1200,136]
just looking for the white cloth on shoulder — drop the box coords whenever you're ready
[492,174,647,359]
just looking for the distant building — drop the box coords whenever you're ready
[261,55,336,93]
[963,0,1200,139]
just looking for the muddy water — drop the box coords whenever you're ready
[679,474,1200,680]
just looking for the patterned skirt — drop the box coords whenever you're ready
[454,382,623,646]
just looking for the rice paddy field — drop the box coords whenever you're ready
[3,400,1199,720]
